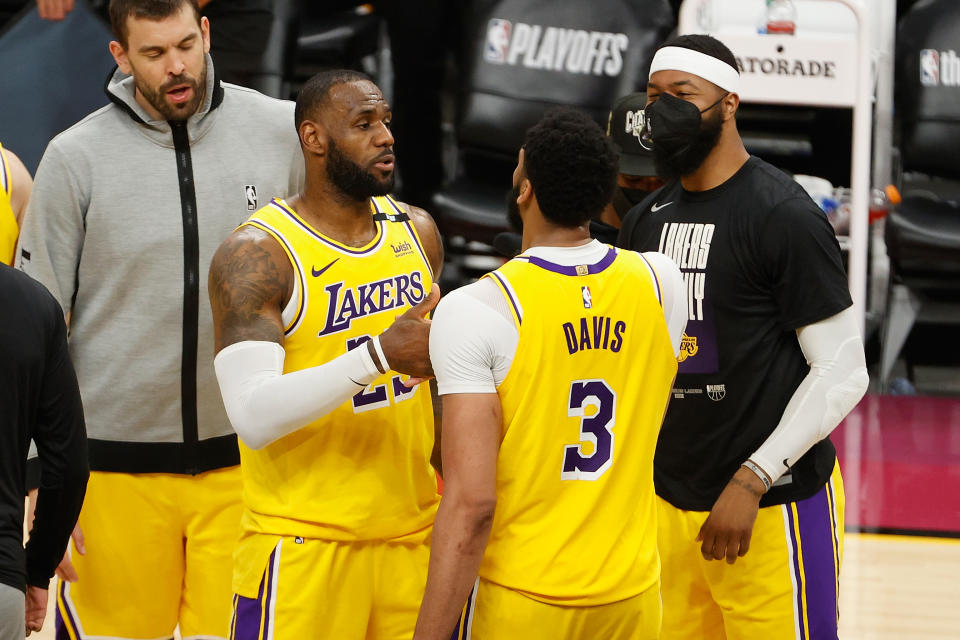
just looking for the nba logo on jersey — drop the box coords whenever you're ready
[245,185,258,211]
[581,286,593,309]
[485,19,511,63]
[920,49,940,86]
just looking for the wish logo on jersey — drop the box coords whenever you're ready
[318,271,425,337]
[658,222,719,374]
[483,18,629,77]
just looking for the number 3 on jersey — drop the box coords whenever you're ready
[561,379,616,481]
[346,335,417,413]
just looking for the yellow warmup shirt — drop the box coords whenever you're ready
[0,143,18,265]
[481,247,678,606]
[237,196,439,544]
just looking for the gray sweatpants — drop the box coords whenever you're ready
[0,583,24,640]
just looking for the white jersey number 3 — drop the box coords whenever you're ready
[561,379,616,481]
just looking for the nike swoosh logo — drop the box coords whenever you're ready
[311,259,339,278]
[650,201,674,212]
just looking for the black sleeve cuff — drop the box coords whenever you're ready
[25,456,41,493]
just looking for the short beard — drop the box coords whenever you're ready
[506,183,523,231]
[327,139,394,202]
[652,107,724,181]
[133,66,206,122]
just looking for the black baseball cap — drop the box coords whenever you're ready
[606,92,656,177]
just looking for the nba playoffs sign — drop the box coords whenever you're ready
[483,18,630,77]
[700,33,859,108]
[920,49,960,87]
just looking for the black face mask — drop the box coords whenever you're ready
[611,186,652,220]
[644,92,725,181]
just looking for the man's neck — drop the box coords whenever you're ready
[521,216,592,252]
[680,132,750,192]
[288,176,378,247]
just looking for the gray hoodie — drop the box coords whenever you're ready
[17,57,304,474]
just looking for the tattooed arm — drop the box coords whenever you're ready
[208,227,441,449]
[210,226,292,352]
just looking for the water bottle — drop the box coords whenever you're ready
[869,184,902,223]
[765,0,797,35]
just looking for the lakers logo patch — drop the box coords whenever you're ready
[678,333,699,362]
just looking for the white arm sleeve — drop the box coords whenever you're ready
[641,251,688,357]
[749,306,869,483]
[214,340,382,450]
[429,282,518,396]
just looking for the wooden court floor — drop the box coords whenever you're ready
[28,532,960,639]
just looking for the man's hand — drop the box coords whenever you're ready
[696,467,766,564]
[25,584,48,636]
[37,0,74,20]
[54,524,84,582]
[378,284,440,378]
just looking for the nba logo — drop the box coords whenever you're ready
[581,286,593,309]
[484,18,511,64]
[920,49,940,86]
[245,185,258,211]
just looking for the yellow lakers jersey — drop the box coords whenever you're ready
[236,196,440,543]
[479,246,678,606]
[0,143,18,266]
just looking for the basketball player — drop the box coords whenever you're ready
[0,263,87,639]
[618,35,869,639]
[412,108,687,640]
[209,69,443,639]
[600,91,663,233]
[0,143,32,265]
[17,1,303,637]
[495,93,661,256]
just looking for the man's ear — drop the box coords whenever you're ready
[299,119,327,157]
[517,177,533,205]
[200,16,211,54]
[108,40,132,75]
[722,92,740,122]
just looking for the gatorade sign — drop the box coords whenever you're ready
[484,18,629,77]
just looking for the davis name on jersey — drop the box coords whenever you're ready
[318,271,426,337]
[563,315,627,354]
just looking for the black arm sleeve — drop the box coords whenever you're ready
[758,197,853,330]
[23,310,88,588]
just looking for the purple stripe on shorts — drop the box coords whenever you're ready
[785,505,807,640]
[459,581,477,640]
[262,548,277,639]
[55,580,80,640]
[795,482,841,640]
[233,547,277,640]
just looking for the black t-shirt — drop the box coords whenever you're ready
[618,157,852,511]
[0,265,88,591]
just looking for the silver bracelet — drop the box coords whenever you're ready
[742,460,772,492]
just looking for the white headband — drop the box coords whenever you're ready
[649,46,740,93]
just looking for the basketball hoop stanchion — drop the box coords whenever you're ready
[678,0,874,336]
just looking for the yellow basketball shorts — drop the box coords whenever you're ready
[657,461,845,640]
[453,578,662,640]
[230,533,431,640]
[56,467,243,640]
